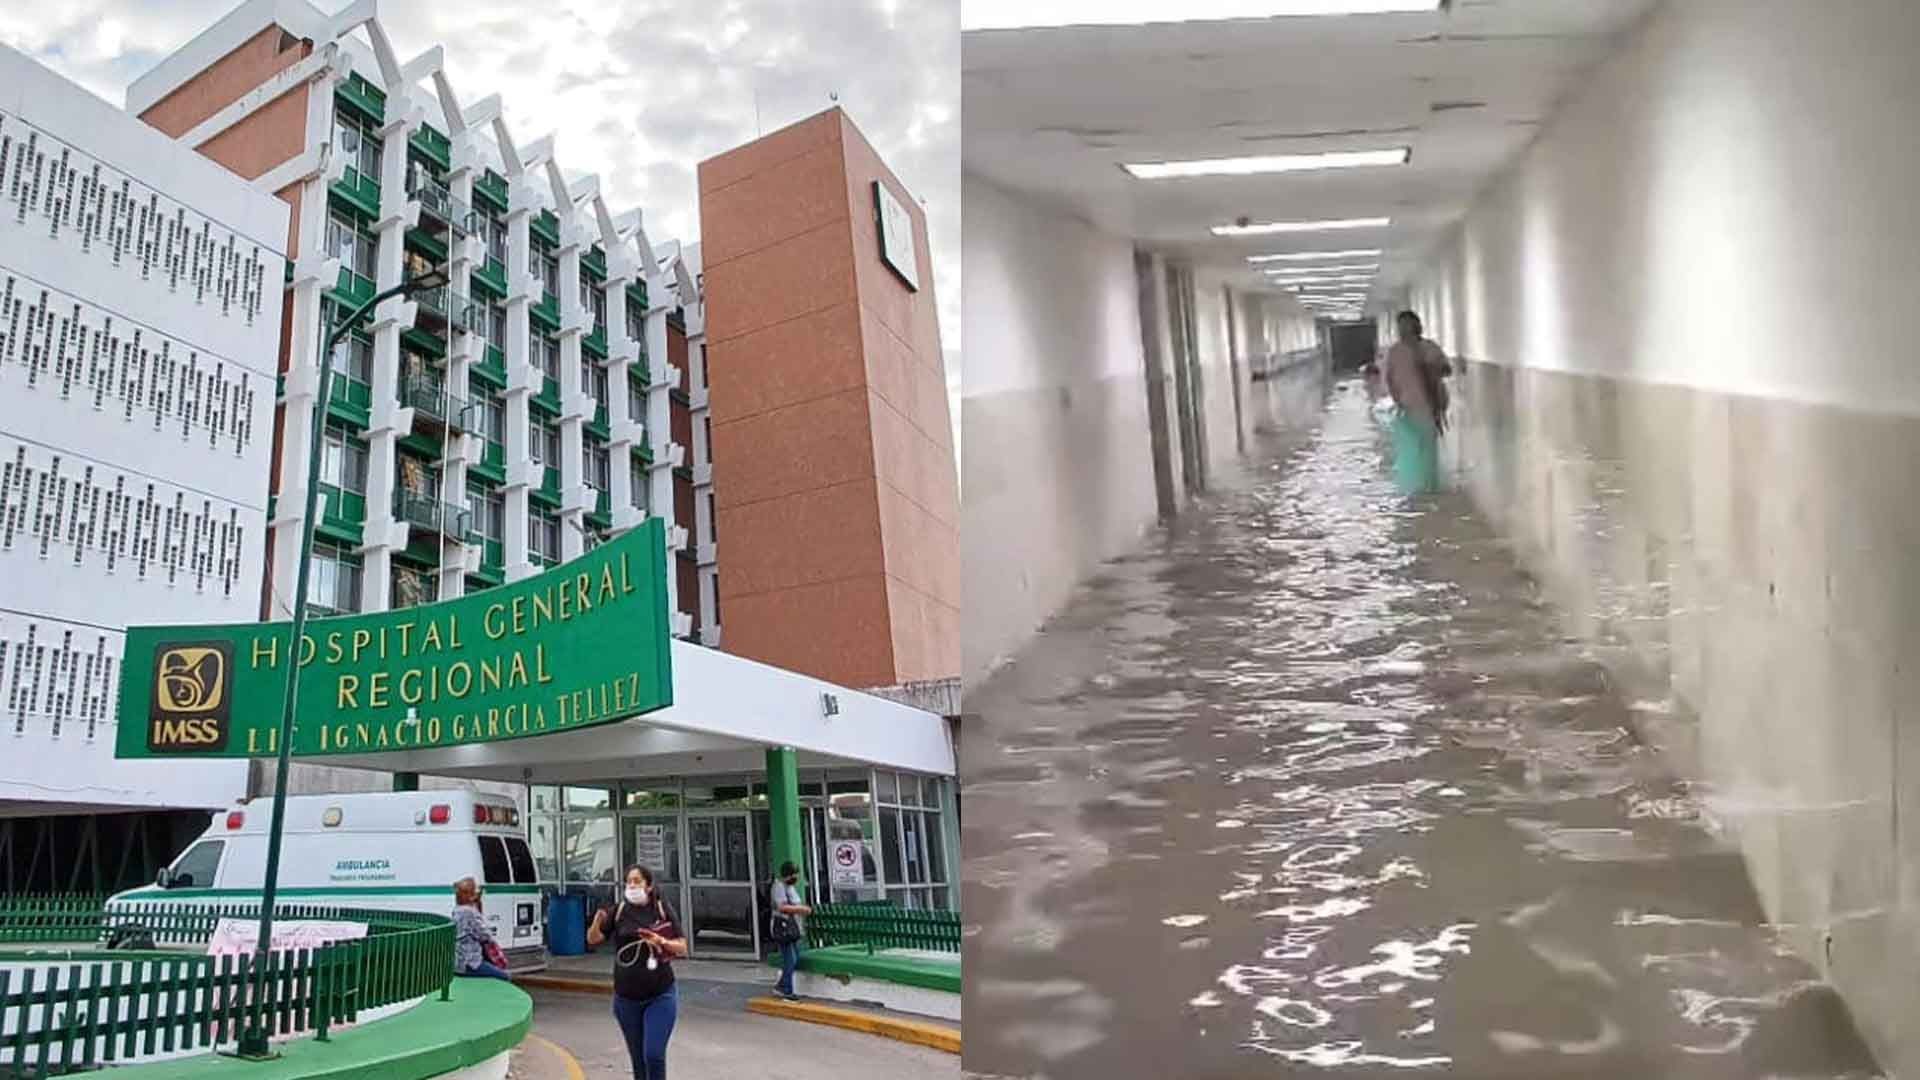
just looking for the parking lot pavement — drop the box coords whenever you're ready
[507,983,960,1080]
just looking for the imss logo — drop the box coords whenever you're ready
[148,641,234,751]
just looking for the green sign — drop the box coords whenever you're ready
[116,519,672,759]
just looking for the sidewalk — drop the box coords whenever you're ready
[521,948,960,1054]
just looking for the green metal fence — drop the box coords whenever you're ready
[0,896,453,1078]
[803,903,961,954]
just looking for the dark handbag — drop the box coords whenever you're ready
[770,911,801,945]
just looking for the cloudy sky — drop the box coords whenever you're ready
[0,0,960,448]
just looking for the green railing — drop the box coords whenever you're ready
[802,903,961,954]
[402,375,467,428]
[0,897,452,1077]
[393,491,473,537]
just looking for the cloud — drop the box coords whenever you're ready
[0,0,960,373]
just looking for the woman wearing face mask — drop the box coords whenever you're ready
[768,860,812,1000]
[587,866,688,1079]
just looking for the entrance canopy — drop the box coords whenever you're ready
[323,640,956,782]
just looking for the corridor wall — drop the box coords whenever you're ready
[1404,1,1920,1071]
[961,175,1160,689]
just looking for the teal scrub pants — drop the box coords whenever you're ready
[1391,411,1441,494]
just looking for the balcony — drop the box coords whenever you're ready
[392,564,439,609]
[531,210,560,246]
[393,490,474,539]
[583,325,609,358]
[330,266,375,311]
[412,283,452,335]
[403,375,468,431]
[532,292,560,330]
[335,74,385,125]
[326,374,372,428]
[474,170,509,213]
[330,166,380,220]
[409,124,452,171]
[408,168,475,239]
[533,375,561,414]
[472,257,508,297]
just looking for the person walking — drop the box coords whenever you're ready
[451,877,511,980]
[768,860,812,1000]
[588,866,688,1080]
[1383,310,1451,493]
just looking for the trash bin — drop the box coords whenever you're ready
[547,893,586,956]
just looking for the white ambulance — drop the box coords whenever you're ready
[106,790,547,972]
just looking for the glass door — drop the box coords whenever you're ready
[623,814,682,925]
[686,812,758,956]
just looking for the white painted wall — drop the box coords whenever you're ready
[1410,0,1920,415]
[0,44,285,812]
[961,174,1159,687]
[1401,3,1920,1072]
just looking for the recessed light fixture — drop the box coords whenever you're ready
[1248,249,1383,263]
[1285,278,1375,288]
[1213,217,1389,237]
[1124,148,1407,180]
[963,1,1442,32]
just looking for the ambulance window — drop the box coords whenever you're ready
[477,836,513,884]
[170,840,225,888]
[504,837,537,884]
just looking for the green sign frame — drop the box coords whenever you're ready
[116,519,672,759]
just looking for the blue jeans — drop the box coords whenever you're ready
[776,941,801,996]
[458,961,511,981]
[612,984,678,1080]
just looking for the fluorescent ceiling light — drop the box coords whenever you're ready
[1264,263,1378,275]
[1285,278,1375,289]
[1269,273,1376,284]
[1124,148,1407,180]
[1213,217,1389,237]
[1248,249,1383,263]
[963,1,1441,31]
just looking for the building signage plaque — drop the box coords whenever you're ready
[873,180,920,292]
[115,519,673,759]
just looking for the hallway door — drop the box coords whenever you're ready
[685,812,759,957]
[1165,262,1207,494]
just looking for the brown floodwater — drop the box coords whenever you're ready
[960,381,1881,1080]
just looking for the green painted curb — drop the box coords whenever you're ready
[770,945,962,995]
[104,977,531,1080]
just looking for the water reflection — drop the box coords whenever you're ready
[962,384,1882,1079]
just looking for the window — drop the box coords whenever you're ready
[706,492,717,541]
[325,213,375,279]
[532,336,558,379]
[709,572,720,624]
[333,115,380,178]
[477,836,512,885]
[167,840,225,888]
[319,425,367,492]
[580,362,608,409]
[486,302,506,350]
[581,281,606,334]
[536,243,558,297]
[473,394,504,445]
[630,459,648,512]
[469,485,504,541]
[504,837,538,884]
[701,416,712,463]
[307,543,362,613]
[529,418,560,466]
[485,215,507,264]
[334,335,373,385]
[627,378,646,423]
[879,807,904,885]
[529,509,561,561]
[527,815,561,881]
[585,439,610,492]
[625,297,644,342]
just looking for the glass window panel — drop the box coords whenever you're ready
[624,816,680,883]
[874,771,898,804]
[529,786,561,812]
[504,837,538,884]
[621,784,681,810]
[564,786,612,811]
[922,810,945,884]
[477,835,511,884]
[898,774,921,807]
[879,808,903,885]
[562,814,615,883]
[901,810,927,884]
[526,814,561,881]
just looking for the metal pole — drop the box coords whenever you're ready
[237,276,420,1058]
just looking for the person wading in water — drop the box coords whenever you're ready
[1383,310,1451,493]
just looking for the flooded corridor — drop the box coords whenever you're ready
[961,383,1881,1080]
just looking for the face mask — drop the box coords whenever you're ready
[625,885,647,905]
